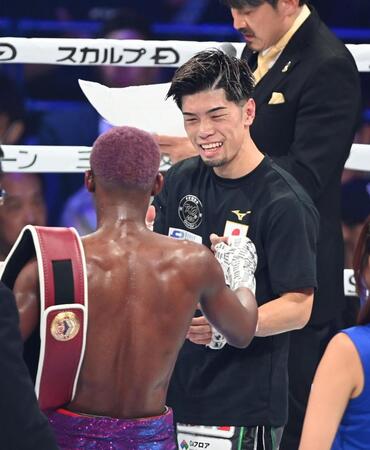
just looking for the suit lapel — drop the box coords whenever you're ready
[246,7,321,108]
[252,52,301,107]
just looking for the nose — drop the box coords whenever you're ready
[22,205,44,226]
[198,117,215,139]
[231,9,247,31]
[23,208,37,225]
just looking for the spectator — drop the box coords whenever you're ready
[0,173,47,260]
[299,215,370,449]
[342,178,370,269]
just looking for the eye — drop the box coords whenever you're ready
[5,198,21,211]
[212,114,227,120]
[184,117,197,123]
[241,7,255,16]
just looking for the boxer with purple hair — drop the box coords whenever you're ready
[90,126,160,191]
[11,126,258,449]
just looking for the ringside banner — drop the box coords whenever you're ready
[0,38,368,70]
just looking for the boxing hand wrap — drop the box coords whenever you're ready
[207,328,227,350]
[207,236,257,350]
[214,236,257,294]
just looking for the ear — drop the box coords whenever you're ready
[278,0,300,16]
[151,172,164,196]
[243,98,256,128]
[84,169,95,193]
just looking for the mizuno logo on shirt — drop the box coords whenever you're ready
[231,210,251,221]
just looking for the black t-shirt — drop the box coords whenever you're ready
[153,156,319,427]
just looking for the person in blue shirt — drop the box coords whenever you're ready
[300,215,370,449]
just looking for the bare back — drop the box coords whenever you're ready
[13,222,255,419]
[68,224,213,419]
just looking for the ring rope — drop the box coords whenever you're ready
[0,38,369,70]
[0,143,366,173]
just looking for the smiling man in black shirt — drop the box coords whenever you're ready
[153,49,319,450]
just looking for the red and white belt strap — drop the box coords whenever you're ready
[1,225,88,410]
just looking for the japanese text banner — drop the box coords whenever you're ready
[0,38,368,70]
[0,38,245,67]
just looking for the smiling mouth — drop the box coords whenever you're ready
[200,142,223,151]
[199,142,223,159]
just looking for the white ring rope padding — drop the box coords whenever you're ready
[0,143,368,173]
[0,145,172,173]
[345,144,370,172]
[344,269,356,297]
[0,37,369,70]
[0,38,245,68]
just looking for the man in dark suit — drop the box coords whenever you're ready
[156,1,361,448]
[0,281,58,450]
[223,0,361,448]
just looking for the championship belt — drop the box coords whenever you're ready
[1,225,88,410]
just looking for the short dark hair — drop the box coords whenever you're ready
[220,0,306,8]
[167,49,254,109]
[90,126,160,191]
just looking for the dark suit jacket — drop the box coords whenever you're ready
[0,282,58,450]
[244,7,361,324]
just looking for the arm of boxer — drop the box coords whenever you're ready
[190,284,257,348]
[200,284,257,348]
[153,134,197,163]
[13,259,40,341]
[255,288,313,337]
[299,333,361,450]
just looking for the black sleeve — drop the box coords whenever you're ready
[0,282,58,450]
[263,198,319,295]
[153,167,174,235]
[273,56,361,202]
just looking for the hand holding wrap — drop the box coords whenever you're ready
[207,236,257,350]
[214,235,257,294]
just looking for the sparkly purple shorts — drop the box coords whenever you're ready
[45,407,177,449]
